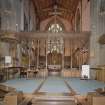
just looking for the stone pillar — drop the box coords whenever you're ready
[17,44,21,66]
[28,41,31,70]
[89,0,105,67]
[20,0,24,31]
[70,40,73,69]
[45,40,47,69]
[62,40,64,69]
[37,40,39,70]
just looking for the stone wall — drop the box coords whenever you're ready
[0,0,37,66]
[82,0,90,31]
[75,0,90,32]
[90,0,105,67]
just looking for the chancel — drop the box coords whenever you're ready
[0,0,105,105]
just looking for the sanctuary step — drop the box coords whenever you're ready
[32,93,75,101]
[20,94,76,105]
[31,94,76,105]
[31,100,76,105]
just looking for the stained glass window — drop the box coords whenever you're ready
[47,23,64,54]
[48,23,63,33]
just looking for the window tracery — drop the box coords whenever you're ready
[48,23,63,33]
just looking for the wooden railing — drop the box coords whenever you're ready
[61,69,81,77]
[91,66,105,82]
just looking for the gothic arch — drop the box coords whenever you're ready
[45,17,65,32]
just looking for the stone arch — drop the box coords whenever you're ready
[45,17,65,32]
[40,16,72,32]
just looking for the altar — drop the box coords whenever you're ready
[48,65,62,76]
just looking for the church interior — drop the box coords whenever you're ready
[0,0,105,105]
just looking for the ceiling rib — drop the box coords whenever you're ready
[32,0,79,21]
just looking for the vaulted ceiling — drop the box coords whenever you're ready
[32,0,80,21]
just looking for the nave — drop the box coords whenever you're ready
[0,0,105,105]
[1,75,105,105]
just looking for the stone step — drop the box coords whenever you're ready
[32,93,75,101]
[31,100,76,105]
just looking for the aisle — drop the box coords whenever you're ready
[38,76,70,93]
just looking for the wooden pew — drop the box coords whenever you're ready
[86,92,105,105]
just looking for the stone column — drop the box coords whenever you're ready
[17,44,22,66]
[37,40,39,70]
[45,40,47,69]
[62,40,64,69]
[89,0,105,67]
[70,40,73,69]
[20,0,24,31]
[28,41,31,70]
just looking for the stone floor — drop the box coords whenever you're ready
[1,76,105,105]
